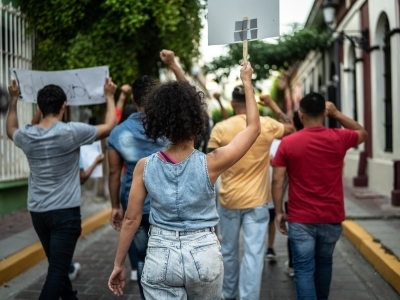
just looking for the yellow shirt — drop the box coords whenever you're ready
[208,115,284,209]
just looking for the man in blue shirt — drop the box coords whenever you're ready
[108,49,185,299]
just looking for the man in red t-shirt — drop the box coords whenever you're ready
[272,92,367,300]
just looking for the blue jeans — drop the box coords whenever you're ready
[289,223,342,300]
[219,204,269,300]
[141,225,223,300]
[30,207,81,300]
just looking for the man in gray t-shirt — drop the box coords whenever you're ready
[6,78,117,300]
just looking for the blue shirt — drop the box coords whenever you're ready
[108,112,169,214]
[13,122,98,212]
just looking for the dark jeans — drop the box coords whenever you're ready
[289,222,342,300]
[30,207,81,300]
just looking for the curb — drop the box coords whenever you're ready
[342,220,400,294]
[0,207,111,285]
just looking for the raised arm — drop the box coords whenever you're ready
[326,102,368,145]
[160,50,186,81]
[206,62,261,184]
[214,92,230,121]
[95,78,117,140]
[259,95,294,136]
[6,80,19,140]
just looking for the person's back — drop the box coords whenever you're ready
[272,92,368,300]
[109,61,263,300]
[278,126,358,223]
[6,79,117,300]
[144,150,218,231]
[212,115,283,209]
[15,122,97,211]
[109,112,168,213]
[207,89,294,300]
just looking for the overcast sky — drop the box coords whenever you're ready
[200,0,315,63]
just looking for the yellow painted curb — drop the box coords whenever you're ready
[342,220,400,294]
[0,206,111,285]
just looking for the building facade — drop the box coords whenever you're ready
[287,0,400,202]
[0,0,35,214]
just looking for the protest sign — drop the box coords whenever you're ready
[10,66,109,106]
[80,141,103,178]
[207,0,280,46]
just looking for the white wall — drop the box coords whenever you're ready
[368,0,400,196]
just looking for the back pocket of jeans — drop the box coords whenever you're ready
[142,247,170,284]
[190,243,223,282]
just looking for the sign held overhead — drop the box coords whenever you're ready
[10,66,109,106]
[207,0,280,46]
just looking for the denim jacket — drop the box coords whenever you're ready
[143,150,219,231]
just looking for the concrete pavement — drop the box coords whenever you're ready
[1,179,400,299]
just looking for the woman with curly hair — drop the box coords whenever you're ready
[108,61,260,299]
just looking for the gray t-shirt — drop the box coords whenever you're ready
[13,122,98,212]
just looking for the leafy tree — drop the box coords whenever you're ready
[19,0,205,85]
[205,27,330,83]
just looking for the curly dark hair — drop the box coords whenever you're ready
[143,80,208,144]
[131,76,155,107]
[37,84,66,117]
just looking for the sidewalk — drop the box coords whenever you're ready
[342,178,400,294]
[2,222,400,299]
[0,196,111,286]
[0,179,400,299]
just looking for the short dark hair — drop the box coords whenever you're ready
[120,104,137,123]
[143,80,208,144]
[37,85,66,117]
[293,110,304,131]
[131,76,155,107]
[232,85,246,102]
[299,92,326,118]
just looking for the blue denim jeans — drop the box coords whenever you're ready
[30,207,81,300]
[219,204,269,300]
[141,225,223,300]
[289,223,342,300]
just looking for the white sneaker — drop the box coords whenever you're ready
[284,261,294,277]
[131,270,138,281]
[69,262,81,281]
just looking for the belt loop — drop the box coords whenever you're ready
[148,225,152,236]
[175,231,179,239]
[211,227,215,233]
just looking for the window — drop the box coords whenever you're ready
[383,18,392,152]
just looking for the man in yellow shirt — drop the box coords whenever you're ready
[208,89,294,300]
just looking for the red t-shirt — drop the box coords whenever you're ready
[272,126,359,223]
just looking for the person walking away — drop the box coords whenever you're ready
[207,91,294,300]
[271,92,368,300]
[108,49,185,299]
[6,78,117,300]
[108,61,261,299]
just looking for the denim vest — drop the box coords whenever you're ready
[143,150,219,231]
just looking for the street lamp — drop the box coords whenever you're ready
[321,0,373,53]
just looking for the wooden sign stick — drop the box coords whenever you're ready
[243,16,248,62]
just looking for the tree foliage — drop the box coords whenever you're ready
[205,27,330,83]
[19,0,205,85]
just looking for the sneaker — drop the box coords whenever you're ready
[130,270,138,281]
[266,248,277,262]
[284,261,294,277]
[69,262,81,281]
